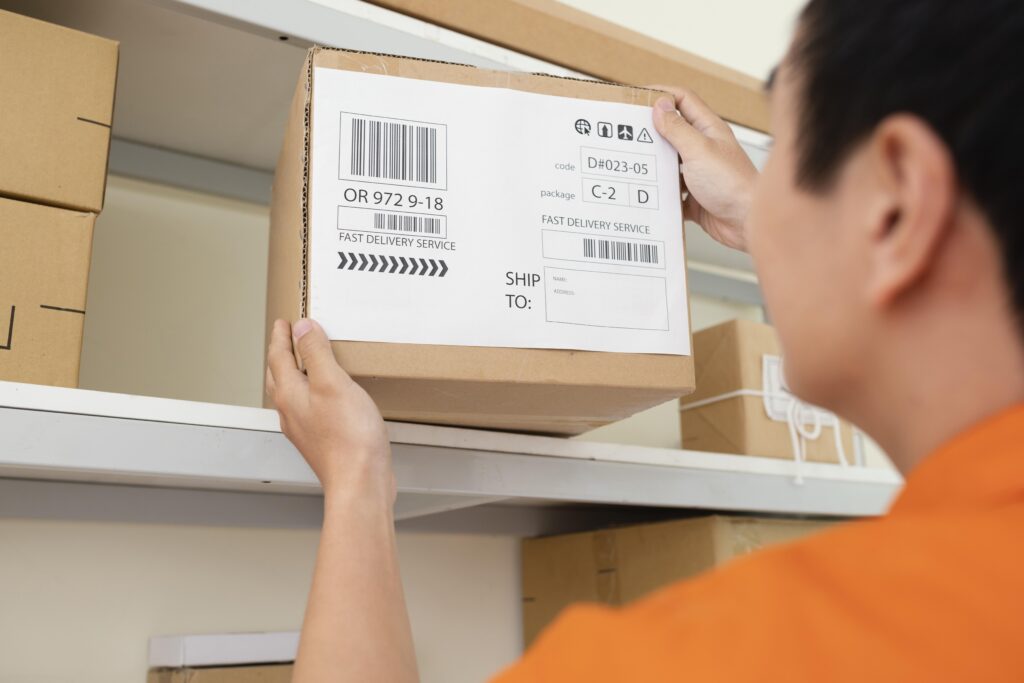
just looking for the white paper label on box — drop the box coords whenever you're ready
[309,67,691,355]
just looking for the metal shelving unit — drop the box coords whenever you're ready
[0,381,902,533]
[0,0,902,533]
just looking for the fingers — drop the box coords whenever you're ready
[292,318,346,387]
[649,84,732,139]
[653,97,711,161]
[267,319,304,396]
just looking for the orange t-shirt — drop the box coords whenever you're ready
[493,404,1024,682]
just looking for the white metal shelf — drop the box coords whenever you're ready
[0,381,903,529]
[0,4,894,532]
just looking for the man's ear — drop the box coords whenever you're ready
[864,114,957,308]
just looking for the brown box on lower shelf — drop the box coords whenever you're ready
[679,319,856,462]
[522,514,831,645]
[0,196,94,387]
[148,665,293,683]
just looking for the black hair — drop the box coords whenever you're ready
[790,0,1024,313]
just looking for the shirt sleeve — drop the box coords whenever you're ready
[490,603,638,683]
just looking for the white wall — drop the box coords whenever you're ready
[79,176,268,406]
[0,521,521,683]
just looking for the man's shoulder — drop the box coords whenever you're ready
[628,507,1024,659]
[497,508,1024,683]
[644,507,1023,606]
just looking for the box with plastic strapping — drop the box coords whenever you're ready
[679,318,856,463]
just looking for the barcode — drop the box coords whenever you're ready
[350,116,439,184]
[583,238,660,264]
[373,212,442,235]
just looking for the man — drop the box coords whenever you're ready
[264,0,1024,679]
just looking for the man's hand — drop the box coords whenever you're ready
[265,318,393,501]
[652,85,758,252]
[267,319,418,683]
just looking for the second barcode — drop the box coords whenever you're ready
[373,212,442,235]
[583,238,660,265]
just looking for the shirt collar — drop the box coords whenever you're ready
[889,403,1024,515]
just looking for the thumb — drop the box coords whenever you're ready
[292,319,341,383]
[653,97,709,161]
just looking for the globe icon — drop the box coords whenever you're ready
[574,118,591,135]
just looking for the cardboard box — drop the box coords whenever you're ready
[148,665,293,683]
[0,196,94,387]
[679,319,855,462]
[522,514,831,645]
[266,47,695,435]
[0,9,118,213]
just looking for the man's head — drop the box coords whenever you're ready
[748,0,1024,441]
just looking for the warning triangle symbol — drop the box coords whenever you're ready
[637,127,654,143]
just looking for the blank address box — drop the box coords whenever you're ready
[544,267,669,331]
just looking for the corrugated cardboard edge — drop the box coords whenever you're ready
[72,210,96,387]
[264,50,313,404]
[95,43,120,213]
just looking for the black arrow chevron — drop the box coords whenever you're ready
[339,253,450,278]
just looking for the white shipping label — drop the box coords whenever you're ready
[309,67,691,355]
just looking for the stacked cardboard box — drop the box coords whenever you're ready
[679,319,856,462]
[522,514,832,644]
[0,10,118,387]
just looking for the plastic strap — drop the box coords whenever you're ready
[680,388,849,483]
